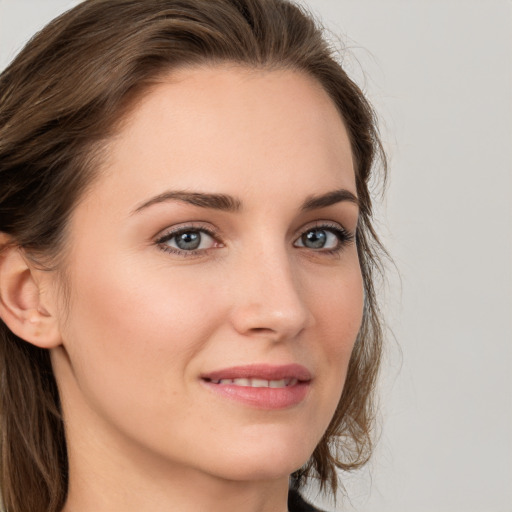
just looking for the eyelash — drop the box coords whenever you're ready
[155,222,355,258]
[155,224,221,257]
[297,222,355,256]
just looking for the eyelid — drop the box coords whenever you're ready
[154,222,223,257]
[293,221,355,251]
[295,220,354,238]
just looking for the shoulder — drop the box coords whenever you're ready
[288,488,327,512]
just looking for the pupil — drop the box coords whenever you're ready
[176,231,201,250]
[303,229,326,249]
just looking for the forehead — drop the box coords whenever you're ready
[94,65,356,208]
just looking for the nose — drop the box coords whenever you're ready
[228,248,312,341]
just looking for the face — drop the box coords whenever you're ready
[50,65,363,483]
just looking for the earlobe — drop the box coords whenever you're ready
[0,238,62,348]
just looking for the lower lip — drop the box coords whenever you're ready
[201,380,310,410]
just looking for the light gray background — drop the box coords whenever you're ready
[1,1,511,511]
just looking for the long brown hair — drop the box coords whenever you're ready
[0,0,387,510]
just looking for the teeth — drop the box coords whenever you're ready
[251,378,268,388]
[210,378,298,388]
[233,378,250,386]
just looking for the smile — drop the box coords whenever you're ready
[201,364,311,409]
[206,378,299,388]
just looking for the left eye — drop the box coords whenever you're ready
[159,229,216,251]
[294,227,344,250]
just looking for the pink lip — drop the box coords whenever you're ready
[201,363,312,382]
[200,364,312,410]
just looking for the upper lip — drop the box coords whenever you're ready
[201,364,312,382]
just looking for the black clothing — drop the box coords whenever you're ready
[288,489,325,512]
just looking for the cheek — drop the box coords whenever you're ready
[67,252,219,342]
[316,262,363,391]
[291,259,363,446]
[301,255,364,377]
[58,253,225,409]
[307,259,364,353]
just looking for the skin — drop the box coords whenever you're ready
[41,66,362,512]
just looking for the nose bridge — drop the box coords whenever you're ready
[229,240,311,339]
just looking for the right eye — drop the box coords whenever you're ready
[156,227,221,256]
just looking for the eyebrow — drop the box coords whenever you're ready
[301,189,359,211]
[133,191,242,214]
[132,188,358,214]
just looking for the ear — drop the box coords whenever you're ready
[0,235,62,348]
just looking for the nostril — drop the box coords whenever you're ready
[248,326,280,337]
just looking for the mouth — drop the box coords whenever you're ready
[200,364,312,409]
[201,363,312,382]
[204,377,299,388]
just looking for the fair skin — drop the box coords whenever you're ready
[0,66,363,512]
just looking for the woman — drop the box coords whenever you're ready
[0,0,386,511]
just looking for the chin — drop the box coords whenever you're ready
[199,432,315,482]
[212,458,305,483]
